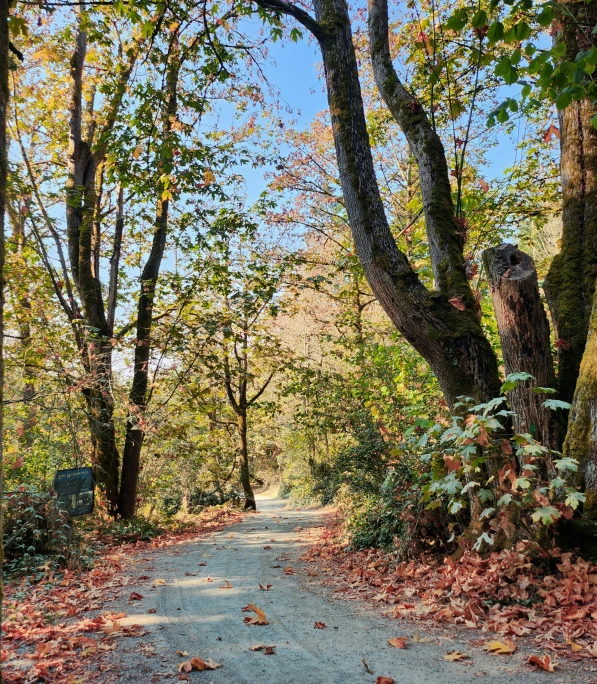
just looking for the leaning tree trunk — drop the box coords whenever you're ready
[563,287,597,517]
[483,244,559,449]
[545,0,597,403]
[256,0,501,408]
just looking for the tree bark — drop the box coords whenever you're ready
[563,287,597,517]
[118,46,179,518]
[0,0,9,649]
[237,410,256,510]
[483,244,559,449]
[256,0,501,408]
[545,0,597,403]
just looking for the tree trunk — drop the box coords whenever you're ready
[237,411,256,510]
[545,0,597,403]
[257,0,501,408]
[483,244,559,449]
[563,287,597,517]
[0,0,9,648]
[117,46,179,519]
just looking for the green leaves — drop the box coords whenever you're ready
[531,506,561,525]
[471,10,488,29]
[446,9,469,32]
[494,57,518,85]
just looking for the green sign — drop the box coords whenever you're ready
[54,467,94,516]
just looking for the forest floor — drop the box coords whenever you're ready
[4,493,597,683]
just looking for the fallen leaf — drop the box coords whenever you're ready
[153,579,166,588]
[314,622,327,629]
[176,650,190,657]
[263,546,272,550]
[376,678,394,684]
[259,584,272,591]
[148,608,157,614]
[206,576,213,582]
[528,654,556,672]
[129,592,144,601]
[444,651,469,661]
[178,656,221,673]
[486,639,516,655]
[243,604,270,626]
[219,579,233,589]
[387,637,408,649]
[198,562,207,566]
[284,566,295,575]
[566,638,583,652]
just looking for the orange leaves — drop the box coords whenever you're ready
[528,654,557,672]
[178,656,222,673]
[243,604,270,626]
[543,123,560,143]
[152,578,166,588]
[284,566,296,575]
[376,677,395,684]
[486,639,516,655]
[314,621,327,629]
[387,637,408,649]
[128,591,144,600]
[219,579,233,589]
[259,583,272,591]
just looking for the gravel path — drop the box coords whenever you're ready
[109,495,594,683]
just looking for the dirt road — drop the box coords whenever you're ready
[110,495,583,683]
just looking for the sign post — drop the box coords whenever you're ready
[53,467,94,516]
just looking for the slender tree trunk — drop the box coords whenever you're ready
[545,0,597,403]
[0,0,9,650]
[483,244,559,449]
[237,409,256,510]
[563,288,597,517]
[117,46,179,519]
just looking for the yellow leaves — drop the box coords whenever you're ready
[486,639,516,655]
[152,579,166,588]
[528,654,557,672]
[132,144,143,160]
[444,650,469,661]
[565,637,582,652]
[203,169,216,186]
[242,604,270,626]
[178,656,221,673]
[387,637,408,649]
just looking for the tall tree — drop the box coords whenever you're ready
[255,0,501,409]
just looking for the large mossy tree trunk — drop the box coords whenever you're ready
[0,0,9,647]
[483,244,559,449]
[256,0,501,409]
[544,0,597,404]
[564,287,597,517]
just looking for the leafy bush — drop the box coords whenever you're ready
[2,486,86,579]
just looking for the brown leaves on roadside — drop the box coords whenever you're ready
[566,638,583,652]
[243,604,270,626]
[387,637,408,649]
[259,583,272,591]
[528,654,556,672]
[284,566,295,575]
[219,579,233,589]
[444,651,469,661]
[376,677,394,684]
[153,579,166,588]
[486,639,516,655]
[263,545,272,550]
[314,621,327,629]
[198,561,207,566]
[178,656,222,673]
[129,591,144,601]
[249,644,276,655]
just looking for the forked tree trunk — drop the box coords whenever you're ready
[237,411,256,510]
[483,244,559,449]
[563,288,597,517]
[545,0,597,403]
[256,0,501,408]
